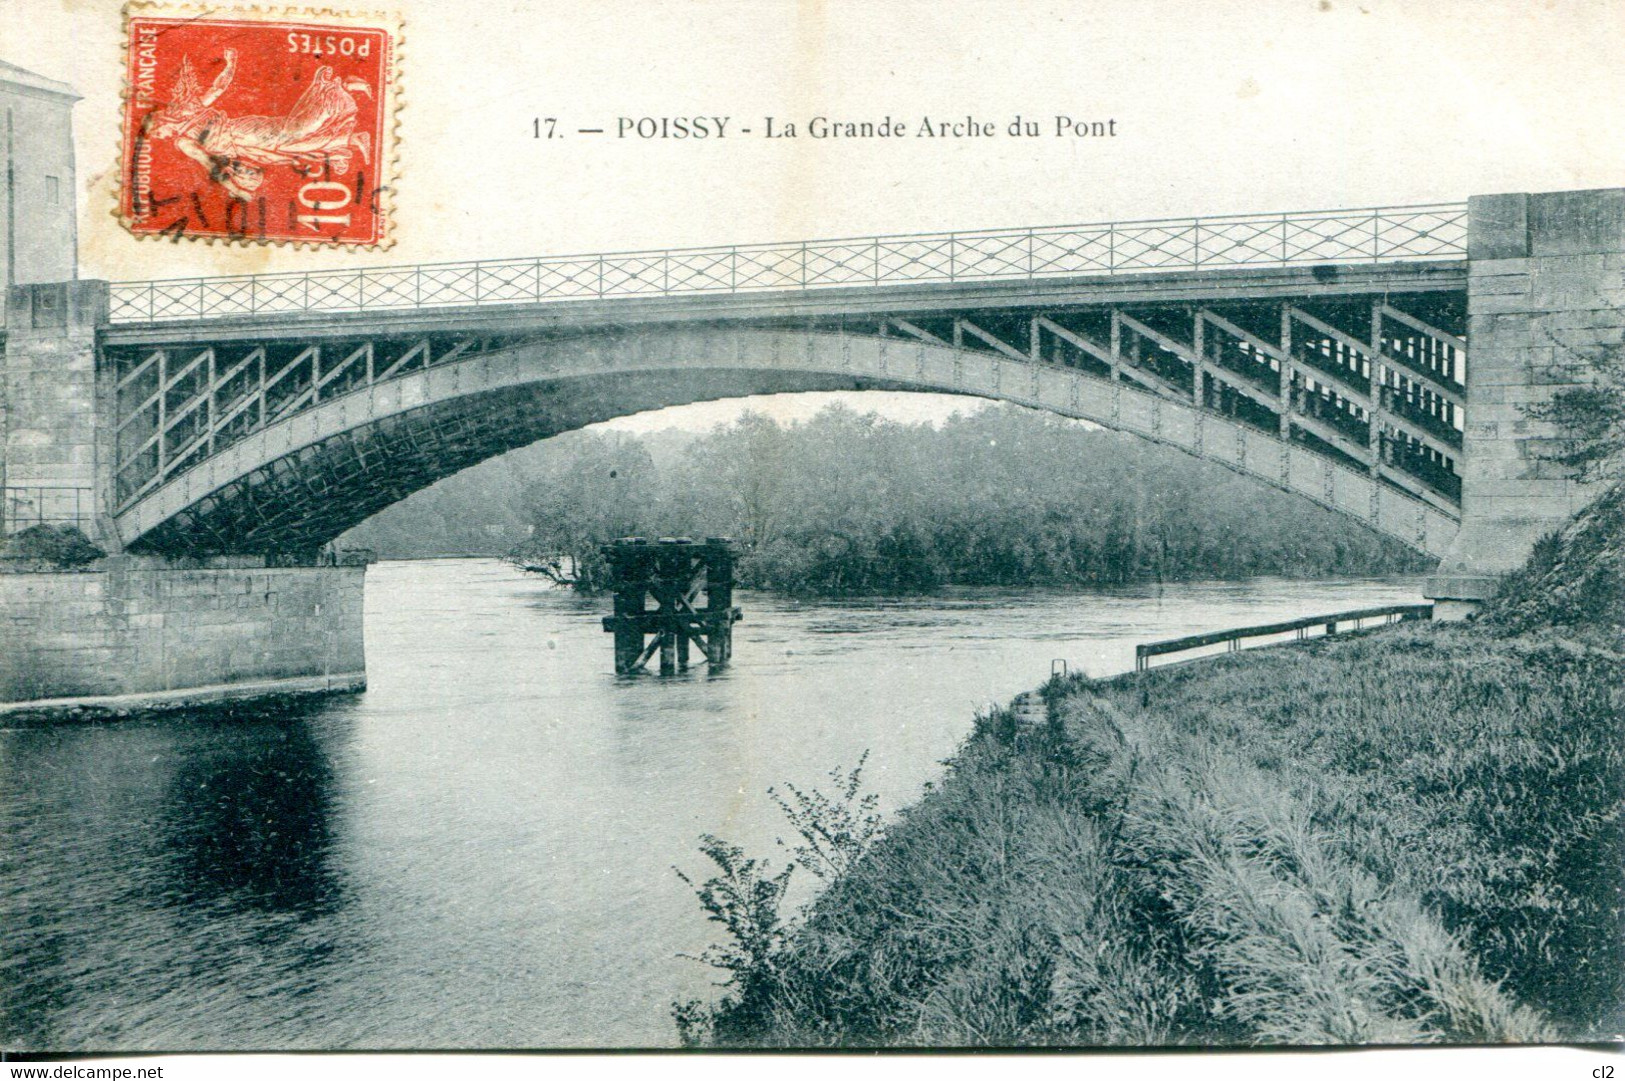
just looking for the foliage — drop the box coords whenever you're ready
[507,434,662,593]
[769,753,885,883]
[674,757,884,1046]
[1523,342,1625,482]
[356,403,1430,594]
[1,524,105,567]
[1106,699,1554,1044]
[1094,627,1621,1042]
[672,835,796,1046]
[1485,481,1624,644]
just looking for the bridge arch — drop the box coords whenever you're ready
[113,325,1461,558]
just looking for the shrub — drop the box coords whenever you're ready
[672,835,796,1046]
[1485,482,1624,641]
[1,524,104,567]
[675,756,885,1046]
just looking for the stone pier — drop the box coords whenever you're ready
[0,62,371,719]
[1428,188,1625,617]
[2,280,112,546]
[2,279,370,717]
[0,558,365,718]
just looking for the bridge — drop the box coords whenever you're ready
[3,139,1621,710]
[96,204,1472,557]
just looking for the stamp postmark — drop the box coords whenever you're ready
[119,4,400,248]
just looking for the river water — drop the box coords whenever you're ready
[0,559,1424,1050]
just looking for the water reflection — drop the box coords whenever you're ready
[156,700,348,921]
[2,700,357,1049]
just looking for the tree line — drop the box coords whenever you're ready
[344,403,1430,594]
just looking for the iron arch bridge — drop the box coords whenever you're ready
[103,203,1469,558]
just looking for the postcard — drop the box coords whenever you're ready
[1,1,1620,1076]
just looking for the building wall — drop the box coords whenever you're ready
[0,562,366,709]
[1430,188,1625,602]
[1,80,78,300]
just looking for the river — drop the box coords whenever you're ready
[0,559,1425,1050]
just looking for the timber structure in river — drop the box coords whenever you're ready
[601,538,742,675]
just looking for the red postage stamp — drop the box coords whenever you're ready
[119,4,400,247]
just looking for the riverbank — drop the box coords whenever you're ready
[682,490,1624,1047]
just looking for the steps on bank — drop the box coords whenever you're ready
[1011,690,1048,728]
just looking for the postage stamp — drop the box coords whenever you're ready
[118,3,401,247]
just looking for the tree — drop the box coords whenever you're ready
[677,411,789,548]
[512,433,661,592]
[493,402,1424,595]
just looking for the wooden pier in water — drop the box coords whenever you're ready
[601,538,742,675]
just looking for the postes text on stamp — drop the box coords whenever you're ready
[120,5,399,247]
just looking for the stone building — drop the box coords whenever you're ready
[1,59,79,306]
[2,59,84,536]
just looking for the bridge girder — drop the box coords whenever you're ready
[108,304,1466,558]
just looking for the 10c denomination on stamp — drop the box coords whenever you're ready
[119,3,401,247]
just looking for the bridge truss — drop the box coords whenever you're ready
[106,295,1465,553]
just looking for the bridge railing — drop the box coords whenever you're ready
[107,203,1468,324]
[1134,603,1434,671]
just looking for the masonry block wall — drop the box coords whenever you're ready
[0,563,366,706]
[2,280,112,542]
[1429,188,1625,606]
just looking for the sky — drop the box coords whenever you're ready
[4,0,1622,429]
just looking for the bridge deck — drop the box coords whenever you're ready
[101,259,1468,346]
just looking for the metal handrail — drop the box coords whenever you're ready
[107,202,1469,324]
[1134,603,1433,671]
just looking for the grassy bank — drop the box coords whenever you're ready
[678,489,1624,1047]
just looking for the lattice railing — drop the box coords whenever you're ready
[107,203,1468,324]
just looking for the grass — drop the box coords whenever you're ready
[1083,629,1613,1043]
[678,489,1624,1047]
